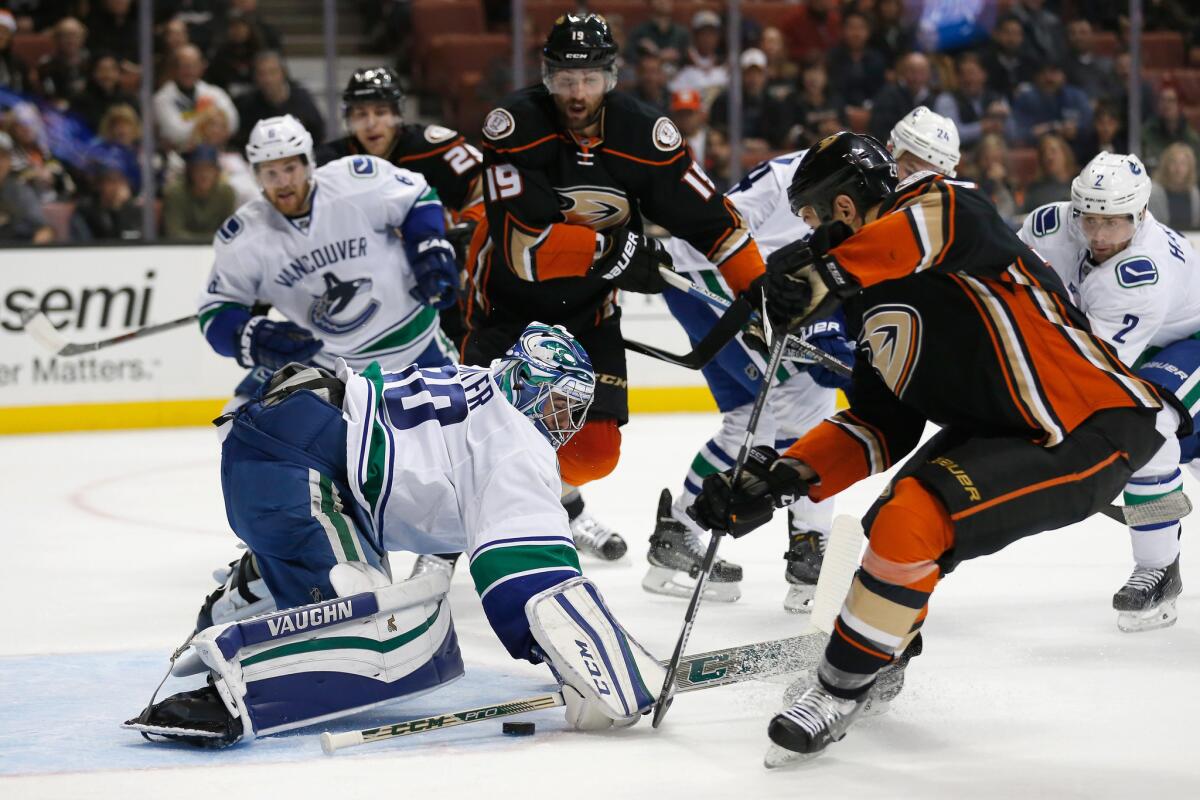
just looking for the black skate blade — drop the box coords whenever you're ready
[122,719,228,738]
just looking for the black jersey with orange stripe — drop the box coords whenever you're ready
[315,123,483,214]
[787,173,1163,499]
[471,85,760,326]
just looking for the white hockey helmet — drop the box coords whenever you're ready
[1071,152,1151,220]
[245,114,314,167]
[889,106,961,177]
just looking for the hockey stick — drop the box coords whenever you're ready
[655,267,854,378]
[321,628,831,754]
[623,292,753,369]
[651,303,790,729]
[19,308,198,357]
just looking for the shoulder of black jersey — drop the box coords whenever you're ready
[603,91,686,158]
[396,122,464,156]
[314,136,355,166]
[481,85,557,152]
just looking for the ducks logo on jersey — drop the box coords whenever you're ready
[309,273,380,334]
[556,186,630,230]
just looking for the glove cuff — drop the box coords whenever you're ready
[415,237,453,256]
[237,315,267,369]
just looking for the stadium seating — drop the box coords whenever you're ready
[11,32,53,67]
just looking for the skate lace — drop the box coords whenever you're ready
[781,688,850,737]
[1124,566,1168,592]
[572,513,616,547]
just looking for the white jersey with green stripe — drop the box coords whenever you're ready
[663,150,811,273]
[199,155,444,371]
[1019,204,1200,366]
[338,359,571,559]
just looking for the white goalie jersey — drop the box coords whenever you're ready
[664,150,811,271]
[199,155,443,370]
[1019,203,1200,365]
[337,360,569,556]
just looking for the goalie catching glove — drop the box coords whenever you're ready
[689,446,814,537]
[588,225,673,294]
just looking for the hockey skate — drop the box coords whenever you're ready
[783,524,826,613]
[643,488,742,602]
[409,553,459,580]
[570,510,629,561]
[782,633,923,717]
[765,680,866,768]
[195,551,275,633]
[1113,556,1182,632]
[124,682,243,748]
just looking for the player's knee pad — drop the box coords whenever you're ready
[557,418,621,486]
[176,572,462,743]
[864,478,954,591]
[526,576,664,730]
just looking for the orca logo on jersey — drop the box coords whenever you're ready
[309,272,380,334]
[861,304,922,398]
[557,186,630,230]
[1031,205,1060,237]
[350,156,376,177]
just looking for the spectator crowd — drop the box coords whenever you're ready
[3,0,1200,244]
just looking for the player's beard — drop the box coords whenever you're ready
[557,95,604,133]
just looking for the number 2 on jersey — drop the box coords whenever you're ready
[1113,313,1139,344]
[444,143,482,175]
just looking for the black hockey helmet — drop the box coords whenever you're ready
[542,13,619,71]
[342,66,405,115]
[788,132,898,222]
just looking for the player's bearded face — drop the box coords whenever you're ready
[347,102,400,157]
[256,156,312,215]
[1080,212,1136,262]
[546,69,608,131]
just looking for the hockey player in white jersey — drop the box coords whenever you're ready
[126,324,665,746]
[887,105,961,180]
[198,114,460,378]
[1019,152,1199,631]
[193,114,464,626]
[654,151,848,608]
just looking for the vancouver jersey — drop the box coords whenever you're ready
[199,155,443,371]
[1019,203,1200,365]
[338,360,568,556]
[315,122,484,217]
[665,151,811,271]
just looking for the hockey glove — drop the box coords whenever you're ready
[689,446,812,537]
[589,226,673,294]
[794,315,855,390]
[409,237,460,309]
[759,235,859,331]
[236,316,323,370]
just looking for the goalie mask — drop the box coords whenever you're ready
[788,132,898,225]
[491,323,595,449]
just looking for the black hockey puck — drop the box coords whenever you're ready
[502,721,536,736]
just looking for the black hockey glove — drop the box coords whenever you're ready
[756,226,860,332]
[589,226,673,294]
[688,446,812,538]
[236,316,323,370]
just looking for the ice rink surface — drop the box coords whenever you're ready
[3,413,1199,800]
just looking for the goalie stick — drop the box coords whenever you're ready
[19,308,198,357]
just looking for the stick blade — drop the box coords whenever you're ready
[19,309,68,355]
[1123,492,1193,527]
[810,515,864,636]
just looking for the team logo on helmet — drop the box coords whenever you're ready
[556,186,630,229]
[424,125,456,144]
[309,273,380,335]
[483,108,515,141]
[814,134,840,153]
[652,117,682,152]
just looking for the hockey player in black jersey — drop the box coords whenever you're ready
[464,14,791,592]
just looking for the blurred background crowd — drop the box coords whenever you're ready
[1,0,1199,246]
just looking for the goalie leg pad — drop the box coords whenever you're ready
[130,574,463,744]
[526,576,664,729]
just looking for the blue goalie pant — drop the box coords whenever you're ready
[219,387,465,724]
